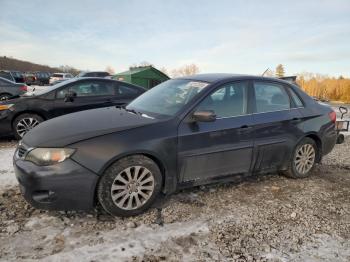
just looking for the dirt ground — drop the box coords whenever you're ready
[0,137,349,261]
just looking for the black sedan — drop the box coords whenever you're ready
[0,77,145,139]
[14,74,338,217]
[0,77,28,101]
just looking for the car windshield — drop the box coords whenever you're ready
[127,79,209,117]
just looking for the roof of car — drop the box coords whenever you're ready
[177,73,293,85]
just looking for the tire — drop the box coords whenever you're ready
[0,93,11,101]
[97,155,163,217]
[282,137,318,178]
[13,113,44,139]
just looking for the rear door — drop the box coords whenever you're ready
[52,79,116,117]
[251,80,304,172]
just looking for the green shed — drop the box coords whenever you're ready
[113,66,170,89]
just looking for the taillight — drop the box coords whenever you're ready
[329,111,336,123]
[20,85,28,92]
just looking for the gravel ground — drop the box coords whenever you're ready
[0,138,349,261]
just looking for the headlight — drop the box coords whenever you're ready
[0,104,14,111]
[25,148,75,166]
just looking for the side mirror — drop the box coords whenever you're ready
[192,110,216,122]
[64,91,77,102]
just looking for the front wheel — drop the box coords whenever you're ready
[13,113,44,139]
[282,137,318,178]
[97,155,163,217]
[0,93,11,101]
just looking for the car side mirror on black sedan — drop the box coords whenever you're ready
[64,91,77,102]
[192,110,216,122]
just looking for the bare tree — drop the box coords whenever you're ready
[171,64,200,77]
[139,61,153,67]
[159,67,169,76]
[105,66,115,75]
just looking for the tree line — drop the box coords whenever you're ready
[297,73,350,103]
[0,56,80,75]
[3,56,349,102]
[266,65,350,103]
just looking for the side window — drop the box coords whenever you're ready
[289,88,304,107]
[0,72,13,81]
[116,85,141,97]
[197,82,248,118]
[254,82,290,113]
[56,81,114,98]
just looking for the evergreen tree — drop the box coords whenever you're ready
[275,64,285,77]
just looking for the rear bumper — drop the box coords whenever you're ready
[13,157,99,211]
[321,126,337,156]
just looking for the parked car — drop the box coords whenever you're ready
[24,73,37,85]
[77,71,111,78]
[13,74,338,217]
[49,73,73,84]
[0,70,16,82]
[0,77,28,100]
[10,71,26,83]
[34,72,51,85]
[0,78,145,139]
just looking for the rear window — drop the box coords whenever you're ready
[0,72,13,81]
[254,82,291,113]
[289,88,304,107]
[52,74,63,78]
[97,72,110,77]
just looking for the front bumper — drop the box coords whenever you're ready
[13,157,99,211]
[0,110,13,136]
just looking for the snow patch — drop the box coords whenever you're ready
[44,221,209,261]
[0,148,17,190]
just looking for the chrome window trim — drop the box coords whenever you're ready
[215,107,304,120]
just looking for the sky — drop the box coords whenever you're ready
[0,0,350,76]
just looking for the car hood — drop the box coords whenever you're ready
[22,107,159,147]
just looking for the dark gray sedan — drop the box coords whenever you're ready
[14,74,338,217]
[0,77,28,100]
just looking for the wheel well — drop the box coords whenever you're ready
[305,134,322,162]
[11,111,47,126]
[0,93,12,98]
[94,153,167,207]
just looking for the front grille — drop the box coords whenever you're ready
[17,147,27,158]
[16,142,29,159]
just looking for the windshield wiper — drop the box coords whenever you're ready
[125,108,139,114]
[116,105,140,115]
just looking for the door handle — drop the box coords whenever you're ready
[291,117,302,123]
[240,125,251,129]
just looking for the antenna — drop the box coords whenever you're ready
[262,68,270,76]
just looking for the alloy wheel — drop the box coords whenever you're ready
[0,95,10,101]
[16,117,40,137]
[294,144,315,174]
[110,166,155,210]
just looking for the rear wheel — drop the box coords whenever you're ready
[13,113,44,139]
[283,137,318,178]
[97,155,163,217]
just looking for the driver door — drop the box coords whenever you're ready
[177,81,255,183]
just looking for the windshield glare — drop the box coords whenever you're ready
[22,78,75,96]
[127,79,209,117]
